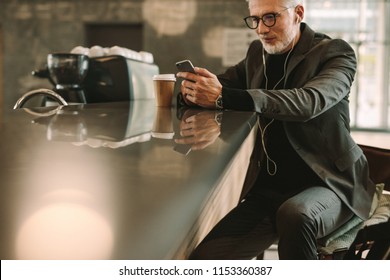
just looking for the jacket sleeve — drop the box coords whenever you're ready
[249,39,356,122]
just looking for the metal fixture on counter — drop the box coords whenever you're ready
[13,88,68,109]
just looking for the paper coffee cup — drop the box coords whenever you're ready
[153,74,176,107]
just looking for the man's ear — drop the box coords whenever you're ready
[295,5,304,23]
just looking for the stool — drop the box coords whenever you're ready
[317,185,390,259]
[315,144,390,259]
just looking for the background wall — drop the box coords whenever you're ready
[0,0,249,110]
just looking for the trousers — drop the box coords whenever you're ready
[189,186,354,260]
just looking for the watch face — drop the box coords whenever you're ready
[215,113,223,125]
[216,95,223,109]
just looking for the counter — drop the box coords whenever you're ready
[0,101,257,259]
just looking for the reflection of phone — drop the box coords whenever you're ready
[173,144,192,156]
[176,60,196,74]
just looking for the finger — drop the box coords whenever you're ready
[180,128,194,137]
[181,94,193,106]
[180,121,193,131]
[180,84,189,96]
[175,137,195,145]
[177,72,198,82]
[184,115,196,123]
[181,81,197,97]
[185,93,197,104]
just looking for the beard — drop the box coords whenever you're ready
[261,26,298,54]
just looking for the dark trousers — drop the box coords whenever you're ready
[189,186,354,260]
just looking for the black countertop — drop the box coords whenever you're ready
[0,101,257,259]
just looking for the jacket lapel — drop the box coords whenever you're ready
[249,23,316,89]
[284,23,315,86]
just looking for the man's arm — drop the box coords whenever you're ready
[247,39,357,122]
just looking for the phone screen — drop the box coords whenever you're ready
[173,144,192,156]
[176,60,196,74]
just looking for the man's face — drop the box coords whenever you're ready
[248,0,301,54]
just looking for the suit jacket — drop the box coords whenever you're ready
[218,23,375,219]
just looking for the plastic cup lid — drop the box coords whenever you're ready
[153,74,176,81]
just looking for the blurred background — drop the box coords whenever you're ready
[0,0,389,131]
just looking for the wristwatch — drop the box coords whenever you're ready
[214,112,223,126]
[215,94,223,110]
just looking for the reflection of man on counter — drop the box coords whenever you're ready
[176,0,375,259]
[175,109,221,151]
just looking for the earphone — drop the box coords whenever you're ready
[258,41,295,176]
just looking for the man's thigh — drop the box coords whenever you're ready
[276,186,354,239]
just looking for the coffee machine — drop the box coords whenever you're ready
[83,55,159,103]
[33,49,159,105]
[32,53,89,105]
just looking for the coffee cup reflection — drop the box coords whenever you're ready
[151,107,174,139]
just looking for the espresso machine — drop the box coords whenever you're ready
[32,53,89,105]
[32,48,159,105]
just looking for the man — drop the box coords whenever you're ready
[176,0,375,259]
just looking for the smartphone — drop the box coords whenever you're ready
[176,60,196,74]
[173,144,192,156]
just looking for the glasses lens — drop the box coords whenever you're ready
[262,14,276,27]
[244,13,277,29]
[244,16,258,29]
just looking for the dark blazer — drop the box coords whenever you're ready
[218,23,375,219]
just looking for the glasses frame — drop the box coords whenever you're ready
[243,7,292,29]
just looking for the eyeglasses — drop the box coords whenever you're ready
[243,7,292,29]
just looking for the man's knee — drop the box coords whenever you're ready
[275,200,315,233]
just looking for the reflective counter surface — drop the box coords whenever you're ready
[0,101,257,259]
